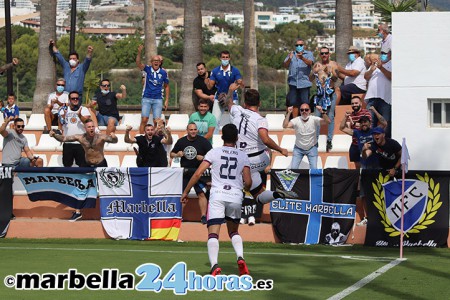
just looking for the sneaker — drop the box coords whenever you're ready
[200,215,207,225]
[240,218,247,225]
[69,212,82,222]
[237,257,250,276]
[210,264,221,276]
[356,217,368,226]
[326,140,333,152]
[274,187,298,199]
[248,216,256,226]
[10,213,16,220]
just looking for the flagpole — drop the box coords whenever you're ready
[399,137,409,259]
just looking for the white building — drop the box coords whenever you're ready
[57,0,91,12]
[0,0,35,17]
[392,12,450,170]
[314,35,381,54]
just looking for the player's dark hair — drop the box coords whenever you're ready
[14,118,24,124]
[69,52,79,59]
[198,99,210,106]
[222,124,238,144]
[244,89,260,106]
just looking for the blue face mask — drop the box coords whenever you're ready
[296,45,304,52]
[348,53,356,62]
[101,89,109,95]
[380,54,388,62]
[56,86,65,93]
[221,59,229,67]
[377,32,384,38]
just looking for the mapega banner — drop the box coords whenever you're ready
[270,169,359,245]
[98,167,182,241]
[361,170,449,247]
[16,167,97,209]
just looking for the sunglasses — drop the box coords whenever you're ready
[320,52,329,55]
[295,44,304,46]
[101,84,110,87]
[16,125,25,129]
[70,97,79,100]
[56,84,65,87]
[300,108,310,112]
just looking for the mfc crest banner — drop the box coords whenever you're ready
[98,167,183,241]
[361,170,449,247]
[16,167,97,209]
[270,169,359,245]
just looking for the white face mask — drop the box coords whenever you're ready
[301,115,309,121]
[69,59,78,67]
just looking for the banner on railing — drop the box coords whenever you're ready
[0,167,13,238]
[270,169,359,245]
[97,167,183,241]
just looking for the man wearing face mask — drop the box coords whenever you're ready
[206,50,243,133]
[92,79,126,135]
[50,39,93,99]
[44,78,69,134]
[284,38,314,118]
[336,46,367,105]
[377,23,392,53]
[364,49,392,137]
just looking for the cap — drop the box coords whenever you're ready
[347,46,360,53]
[372,127,385,134]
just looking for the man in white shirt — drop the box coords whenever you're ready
[377,23,392,53]
[336,46,367,105]
[283,103,330,169]
[181,124,252,276]
[364,49,392,137]
[44,78,69,134]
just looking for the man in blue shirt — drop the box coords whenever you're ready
[284,38,314,118]
[136,45,170,134]
[206,50,243,133]
[50,39,93,99]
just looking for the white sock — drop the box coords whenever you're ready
[231,234,243,259]
[207,238,219,268]
[256,190,275,204]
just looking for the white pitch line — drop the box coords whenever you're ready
[327,258,407,300]
[0,246,397,261]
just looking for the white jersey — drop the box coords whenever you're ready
[204,146,250,203]
[61,106,91,143]
[230,105,268,155]
[47,92,69,114]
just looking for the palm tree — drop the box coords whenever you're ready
[144,0,157,64]
[179,0,202,114]
[243,0,258,90]
[335,0,353,67]
[32,0,56,113]
[373,0,418,23]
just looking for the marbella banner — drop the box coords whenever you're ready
[270,169,359,245]
[362,170,449,247]
[97,167,183,241]
[0,167,13,238]
[16,167,97,209]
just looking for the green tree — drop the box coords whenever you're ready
[373,0,418,23]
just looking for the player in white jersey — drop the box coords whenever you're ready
[226,83,298,203]
[182,124,252,276]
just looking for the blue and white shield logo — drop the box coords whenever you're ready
[275,170,299,192]
[383,180,428,232]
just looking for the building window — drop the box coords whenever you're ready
[430,99,450,127]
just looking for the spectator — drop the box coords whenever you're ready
[170,123,212,225]
[124,124,172,167]
[310,46,339,152]
[1,117,44,219]
[50,39,93,99]
[0,57,19,75]
[283,103,330,169]
[377,23,392,53]
[206,50,243,133]
[346,96,372,170]
[50,119,118,221]
[336,46,367,105]
[364,50,392,137]
[57,91,91,168]
[155,119,173,155]
[91,79,126,135]
[188,99,216,144]
[3,93,20,126]
[284,38,314,117]
[193,62,217,111]
[44,78,69,134]
[362,127,402,178]
[136,45,169,133]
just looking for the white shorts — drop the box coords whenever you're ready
[208,192,243,222]
[248,151,270,191]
